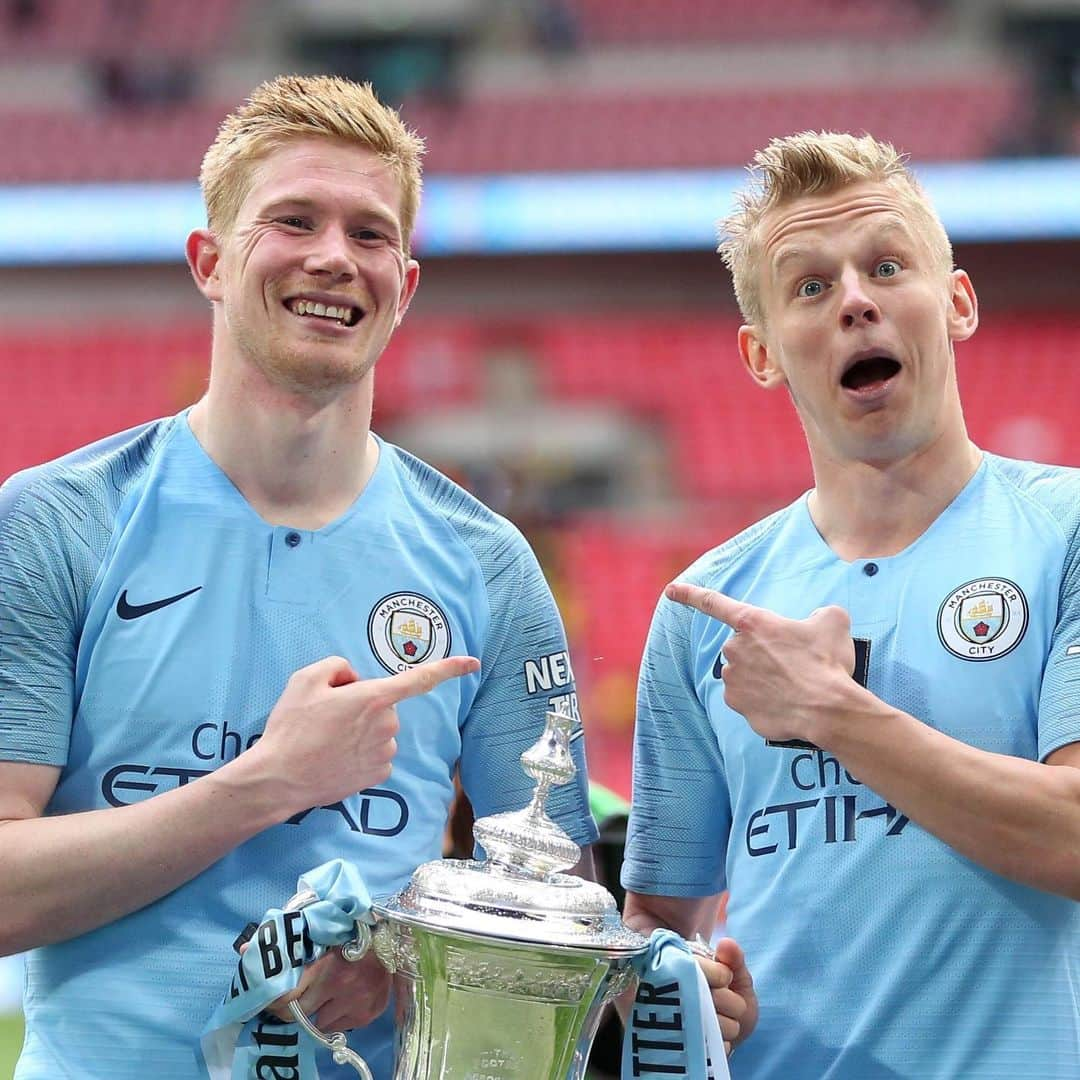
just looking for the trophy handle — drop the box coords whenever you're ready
[283,892,376,1080]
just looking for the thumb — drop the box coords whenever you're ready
[713,937,751,987]
[713,936,758,1048]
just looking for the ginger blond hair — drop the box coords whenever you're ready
[718,131,952,325]
[200,74,425,253]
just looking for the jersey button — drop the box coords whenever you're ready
[863,562,879,577]
[285,531,302,549]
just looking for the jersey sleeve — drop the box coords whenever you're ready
[1037,513,1080,760]
[0,470,83,765]
[621,589,731,898]
[459,527,598,848]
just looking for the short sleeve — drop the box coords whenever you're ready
[1038,517,1080,760]
[0,472,83,765]
[621,591,730,897]
[459,528,597,848]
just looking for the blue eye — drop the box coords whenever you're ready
[875,259,900,277]
[797,279,825,298]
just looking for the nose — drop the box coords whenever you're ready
[837,267,879,328]
[302,225,356,280]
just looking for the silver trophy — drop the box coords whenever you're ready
[288,706,648,1079]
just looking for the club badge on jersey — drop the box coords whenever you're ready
[367,591,452,674]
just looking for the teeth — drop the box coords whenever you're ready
[290,299,355,324]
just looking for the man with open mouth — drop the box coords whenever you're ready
[622,131,1080,1079]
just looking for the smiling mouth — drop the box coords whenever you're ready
[284,298,363,327]
[841,356,901,392]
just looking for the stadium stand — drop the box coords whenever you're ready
[564,0,931,45]
[0,0,244,58]
[0,77,1025,182]
[5,312,1080,488]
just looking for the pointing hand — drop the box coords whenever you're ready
[665,582,856,746]
[253,654,480,815]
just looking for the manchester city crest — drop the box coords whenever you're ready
[937,577,1028,661]
[368,592,452,674]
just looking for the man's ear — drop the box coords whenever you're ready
[947,269,978,343]
[186,229,223,302]
[394,259,421,328]
[739,324,786,389]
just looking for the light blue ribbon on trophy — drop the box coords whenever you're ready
[199,859,373,1080]
[623,929,731,1080]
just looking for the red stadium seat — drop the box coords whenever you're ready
[0,0,243,59]
[0,325,209,482]
[403,80,1024,175]
[566,0,930,46]
[0,75,1024,183]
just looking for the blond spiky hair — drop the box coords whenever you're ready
[718,131,953,325]
[199,74,426,253]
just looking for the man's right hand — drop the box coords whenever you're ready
[251,654,480,814]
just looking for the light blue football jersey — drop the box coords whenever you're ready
[623,454,1080,1079]
[0,412,596,1080]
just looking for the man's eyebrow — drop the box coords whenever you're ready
[258,195,400,231]
[258,196,317,214]
[771,247,809,278]
[867,219,915,245]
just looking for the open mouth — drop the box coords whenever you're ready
[284,297,363,328]
[841,355,901,392]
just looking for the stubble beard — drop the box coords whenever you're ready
[234,311,379,396]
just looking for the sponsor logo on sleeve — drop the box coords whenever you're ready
[523,649,574,694]
[937,577,1028,661]
[523,649,582,729]
[368,591,452,674]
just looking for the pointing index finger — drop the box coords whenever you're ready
[376,655,481,705]
[665,582,753,629]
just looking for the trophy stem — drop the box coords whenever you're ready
[472,709,582,878]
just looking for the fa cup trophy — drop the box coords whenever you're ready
[288,706,649,1079]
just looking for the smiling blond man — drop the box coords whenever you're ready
[622,132,1080,1079]
[0,76,599,1080]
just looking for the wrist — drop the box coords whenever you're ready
[806,677,884,751]
[212,744,304,831]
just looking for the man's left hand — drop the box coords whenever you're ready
[696,937,758,1055]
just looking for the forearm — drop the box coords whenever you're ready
[620,891,734,1031]
[622,890,719,940]
[817,689,1080,898]
[0,754,290,954]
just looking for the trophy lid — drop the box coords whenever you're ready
[373,707,648,956]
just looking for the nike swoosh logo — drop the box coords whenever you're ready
[116,586,202,620]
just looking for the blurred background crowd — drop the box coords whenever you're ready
[1,0,1080,1050]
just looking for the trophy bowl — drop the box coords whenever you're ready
[289,708,649,1079]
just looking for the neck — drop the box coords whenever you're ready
[189,358,377,530]
[807,426,982,561]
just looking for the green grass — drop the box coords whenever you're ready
[0,1013,23,1079]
